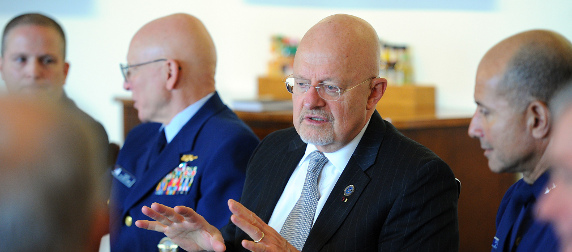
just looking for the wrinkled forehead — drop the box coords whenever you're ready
[3,24,65,56]
[293,48,357,83]
[295,44,350,66]
[294,38,374,81]
[295,19,379,79]
[127,37,166,63]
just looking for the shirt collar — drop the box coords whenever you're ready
[163,92,214,142]
[302,119,371,172]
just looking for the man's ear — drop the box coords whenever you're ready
[165,59,180,90]
[526,100,551,139]
[62,62,70,85]
[63,62,70,77]
[366,77,387,110]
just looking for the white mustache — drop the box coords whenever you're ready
[299,109,334,122]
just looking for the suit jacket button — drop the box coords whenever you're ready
[125,215,133,227]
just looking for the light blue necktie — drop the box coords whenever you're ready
[280,151,328,250]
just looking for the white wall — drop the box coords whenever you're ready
[1,0,571,144]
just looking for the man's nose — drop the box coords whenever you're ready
[26,60,42,78]
[123,79,131,91]
[468,111,483,138]
[303,84,326,109]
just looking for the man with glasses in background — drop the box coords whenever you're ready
[135,14,459,252]
[109,13,259,251]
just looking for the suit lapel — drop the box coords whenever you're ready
[304,111,386,251]
[122,93,226,212]
[255,136,307,223]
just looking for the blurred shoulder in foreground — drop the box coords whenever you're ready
[0,95,107,252]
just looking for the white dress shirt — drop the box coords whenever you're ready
[267,119,371,232]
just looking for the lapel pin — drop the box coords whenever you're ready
[181,154,198,162]
[344,185,355,196]
[342,185,355,202]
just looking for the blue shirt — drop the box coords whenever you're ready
[492,172,559,252]
[164,92,214,143]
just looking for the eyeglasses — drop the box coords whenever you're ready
[284,75,377,101]
[120,59,167,82]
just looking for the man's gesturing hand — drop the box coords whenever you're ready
[136,202,226,252]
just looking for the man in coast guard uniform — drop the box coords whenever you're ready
[109,13,259,251]
[468,30,572,251]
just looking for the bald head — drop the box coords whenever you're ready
[477,30,572,110]
[0,96,104,251]
[291,14,386,152]
[125,13,218,123]
[129,13,216,92]
[296,14,381,79]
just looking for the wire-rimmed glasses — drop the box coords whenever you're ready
[284,75,377,101]
[120,59,167,82]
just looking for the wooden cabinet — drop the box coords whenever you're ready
[116,98,513,252]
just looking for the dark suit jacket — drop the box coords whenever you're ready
[110,93,259,251]
[222,111,459,251]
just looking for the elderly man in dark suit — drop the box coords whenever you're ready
[109,13,259,251]
[136,14,459,252]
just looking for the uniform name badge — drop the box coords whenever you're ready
[112,165,136,188]
[155,154,198,195]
